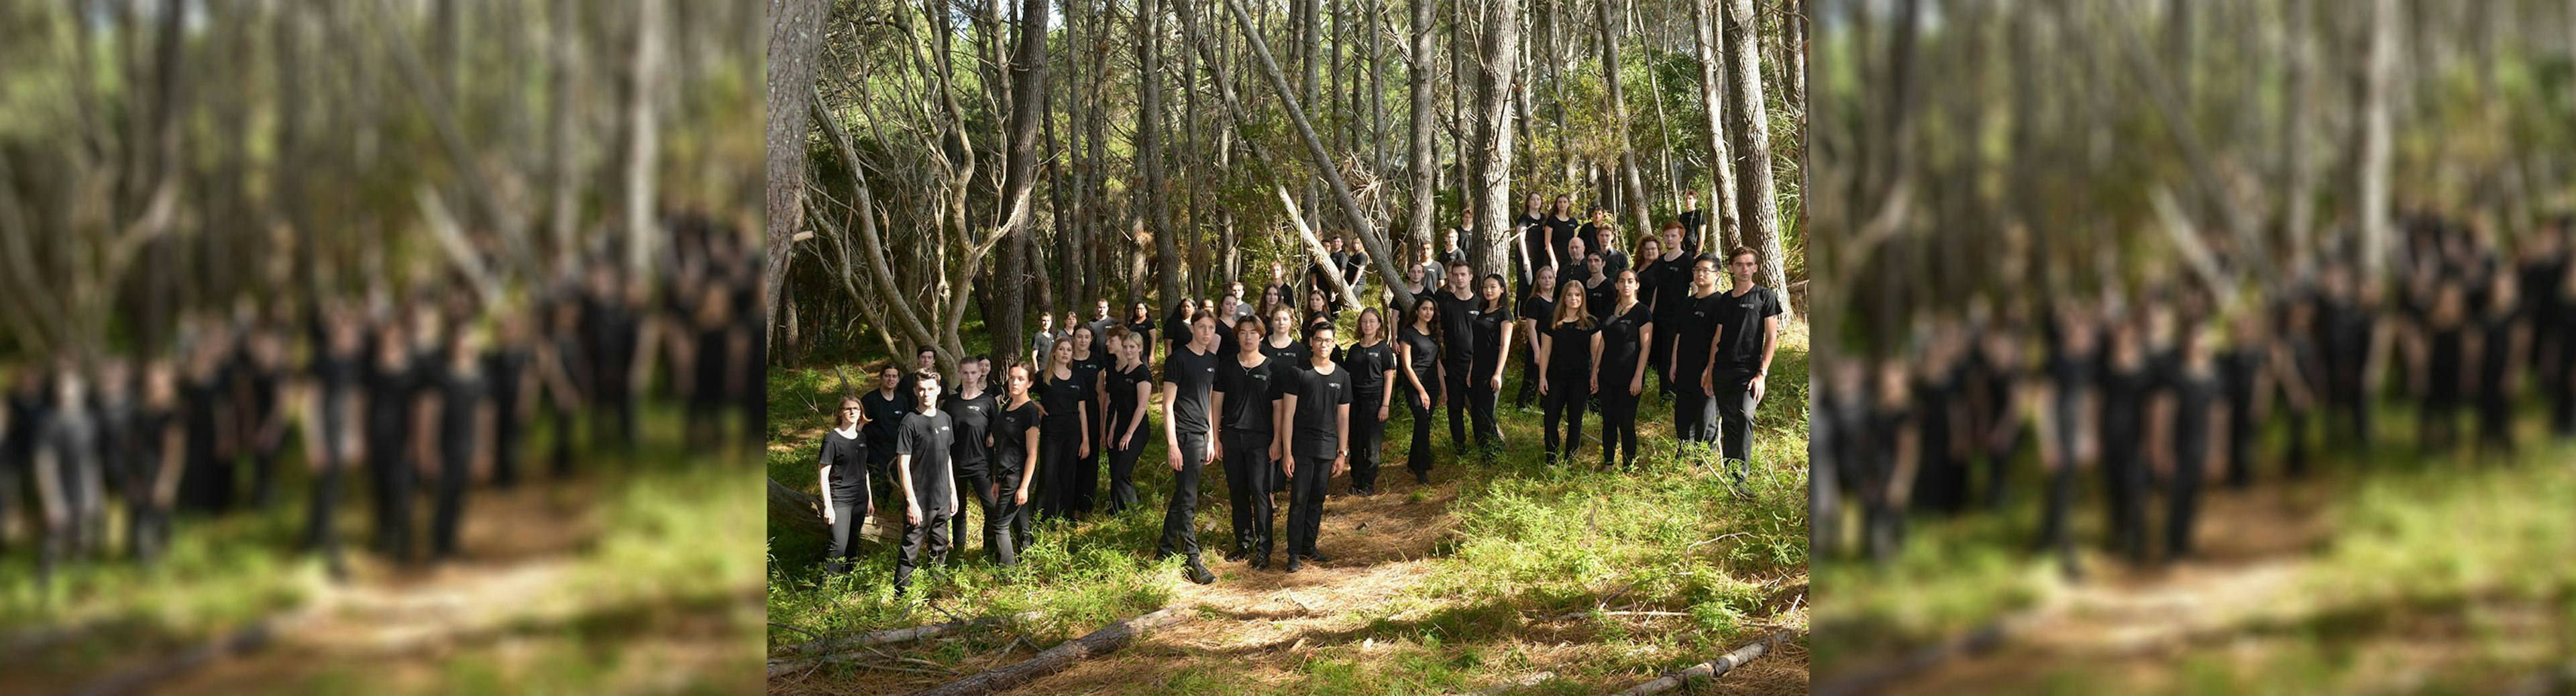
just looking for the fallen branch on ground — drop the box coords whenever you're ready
[1617,628,1801,695]
[1455,670,1554,695]
[766,611,1043,675]
[907,605,1190,696]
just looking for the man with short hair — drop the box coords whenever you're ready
[1435,260,1483,449]
[892,372,958,595]
[1707,248,1783,496]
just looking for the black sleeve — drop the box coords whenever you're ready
[895,419,916,456]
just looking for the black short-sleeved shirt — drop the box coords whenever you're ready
[1649,258,1699,320]
[1069,352,1108,419]
[894,410,957,515]
[1397,325,1441,385]
[1545,217,1581,267]
[1468,302,1513,381]
[1215,356,1283,436]
[1711,287,1784,370]
[433,365,486,458]
[1337,340,1396,401]
[819,428,869,504]
[1519,293,1556,328]
[1164,348,1220,437]
[1282,364,1352,460]
[1217,324,1242,358]
[1676,210,1707,256]
[1585,282,1614,321]
[1434,291,1483,367]
[1037,369,1091,428]
[1260,338,1309,368]
[1672,291,1725,375]
[1597,304,1652,376]
[1601,248,1631,277]
[1543,321,1598,380]
[946,389,998,475]
[992,401,1040,473]
[859,390,908,460]
[1517,213,1550,266]
[1105,362,1151,438]
[359,360,411,438]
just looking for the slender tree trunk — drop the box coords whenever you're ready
[624,0,667,275]
[1408,0,1437,260]
[1139,0,1177,309]
[1722,0,1786,308]
[1692,0,1738,252]
[2280,0,2313,264]
[764,0,828,346]
[1596,0,1649,242]
[1469,0,1519,281]
[994,0,1055,364]
[2355,0,2395,277]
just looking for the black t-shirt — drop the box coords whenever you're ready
[433,364,485,460]
[1672,291,1725,374]
[1215,356,1283,436]
[894,410,957,515]
[1519,293,1556,328]
[1163,309,1193,355]
[1105,363,1152,442]
[1397,325,1440,385]
[860,390,908,459]
[1164,348,1220,437]
[1469,302,1513,380]
[1037,369,1091,428]
[1543,321,1597,380]
[1546,217,1581,266]
[1676,209,1707,256]
[1516,213,1549,267]
[1577,221,1606,260]
[1069,354,1108,427]
[1647,257,1697,321]
[992,401,1040,473]
[1585,282,1615,321]
[1338,340,1396,401]
[1086,318,1119,357]
[947,389,998,475]
[1282,364,1352,460]
[1713,286,1784,370]
[1260,337,1309,368]
[1597,303,1652,376]
[1434,291,1483,368]
[819,428,869,504]
[359,360,411,439]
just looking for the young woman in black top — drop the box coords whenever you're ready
[1645,223,1696,396]
[179,321,238,515]
[2474,272,2526,458]
[427,325,495,563]
[995,362,1041,561]
[360,319,420,562]
[486,313,535,489]
[1666,257,1725,451]
[1159,314,1223,584]
[1128,303,1159,361]
[1468,274,1515,448]
[1338,308,1397,494]
[1263,306,1309,366]
[1065,324,1108,517]
[2413,283,2471,455]
[1279,323,1352,573]
[1304,289,1338,333]
[1595,270,1654,470]
[1434,262,1483,450]
[303,306,366,577]
[818,397,871,574]
[1104,331,1155,515]
[127,361,184,565]
[1036,336,1092,520]
[2098,316,2155,565]
[1546,195,1580,272]
[1515,264,1558,409]
[2156,325,2225,562]
[1212,316,1285,568]
[1537,281,1601,466]
[1396,298,1443,483]
[947,357,1001,560]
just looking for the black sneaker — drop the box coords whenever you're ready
[1307,550,1333,564]
[1250,553,1271,570]
[1414,470,1430,484]
[1185,558,1217,585]
[1224,547,1246,563]
[1284,556,1303,573]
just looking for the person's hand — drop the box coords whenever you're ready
[1700,370,1714,394]
[1590,375,1600,394]
[1014,487,1028,505]
[1124,432,1138,450]
[1207,441,1220,464]
[1169,449,1185,472]
[1538,377,1550,396]
[1285,457,1297,479]
[1750,374,1767,403]
[1629,377,1643,397]
[1377,404,1390,421]
[1080,441,1091,458]
[1489,375,1503,391]
[823,504,837,526]
[906,503,922,526]
[1417,393,1431,410]
[1333,456,1348,477]
[1269,442,1284,463]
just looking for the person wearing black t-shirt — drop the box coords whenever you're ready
[426,327,495,563]
[1163,299,1197,363]
[946,358,1001,562]
[1576,206,1609,266]
[1212,317,1286,568]
[892,374,958,595]
[1676,189,1710,258]
[1445,210,1478,268]
[818,397,871,575]
[1086,299,1120,360]
[1666,256,1725,454]
[2474,273,2527,458]
[2412,282,2473,455]
[1279,324,1352,573]
[861,365,910,507]
[1103,332,1155,515]
[1707,248,1784,485]
[1338,309,1398,495]
[1515,265,1558,409]
[305,307,366,577]
[1536,281,1601,466]
[486,314,535,489]
[1545,196,1581,272]
[1128,303,1159,361]
[1303,289,1340,334]
[994,362,1042,562]
[1644,223,1697,395]
[1159,314,1224,584]
[178,321,239,515]
[1596,270,1654,470]
[1395,299,1444,483]
[2160,326,2225,562]
[1516,193,1549,287]
[1581,252,1614,320]
[360,320,422,562]
[1468,274,1515,448]
[1036,336,1093,519]
[1434,262,1483,449]
[1065,324,1109,517]
[2034,300,2100,579]
[2098,318,2154,564]
[1263,306,1310,367]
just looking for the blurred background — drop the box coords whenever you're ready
[0,0,765,693]
[1807,0,2576,693]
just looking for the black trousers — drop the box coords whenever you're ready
[1075,416,1104,515]
[2477,391,2516,454]
[825,497,867,574]
[2102,445,2148,564]
[367,426,415,562]
[1157,432,1210,559]
[2224,397,2258,487]
[550,405,578,479]
[1348,395,1387,491]
[304,438,348,571]
[1466,372,1503,448]
[1442,366,1473,449]
[996,465,1032,558]
[949,469,1006,563]
[1286,454,1334,557]
[2420,393,2463,454]
[430,448,471,560]
[1221,431,1276,558]
[1405,379,1439,477]
[1598,379,1642,468]
[2167,448,2205,558]
[1711,366,1758,470]
[1513,348,1541,407]
[492,408,525,489]
[1036,421,1082,518]
[1540,378,1588,464]
[894,509,953,592]
[1106,424,1144,513]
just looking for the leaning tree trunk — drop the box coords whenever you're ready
[1691,0,1739,253]
[1722,0,1788,310]
[1596,0,1650,242]
[1469,0,1521,282]
[763,0,828,348]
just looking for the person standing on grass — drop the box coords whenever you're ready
[1644,222,1696,399]
[1706,247,1784,496]
[892,372,958,597]
[1337,307,1397,495]
[1467,273,1515,448]
[994,361,1041,562]
[1435,261,1483,451]
[1034,336,1091,520]
[1163,299,1197,364]
[818,397,871,575]
[1667,256,1725,458]
[861,364,909,509]
[946,356,1000,562]
[1595,270,1654,470]
[1212,316,1286,569]
[2473,272,2526,460]
[1103,331,1154,515]
[1128,303,1159,363]
[1159,313,1224,585]
[1536,281,1601,466]
[1278,323,1352,573]
[425,323,496,564]
[1396,298,1444,484]
[2155,323,2225,564]
[1066,324,1109,518]
[1032,311,1059,370]
[1514,264,1559,410]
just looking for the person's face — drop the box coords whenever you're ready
[1008,367,1030,395]
[1228,283,1244,298]
[1566,238,1587,260]
[1728,254,1757,282]
[1560,283,1584,310]
[1553,196,1570,215]
[1096,301,1110,318]
[1694,260,1719,285]
[1308,291,1326,309]
[1053,341,1074,366]
[916,350,936,368]
[1192,318,1218,347]
[1481,277,1505,301]
[1235,321,1265,347]
[1040,313,1054,329]
[1587,254,1605,272]
[1307,329,1336,356]
[1448,265,1471,291]
[1684,191,1699,207]
[839,400,862,427]
[1617,270,1640,299]
[879,368,902,390]
[1271,310,1294,334]
[1662,225,1682,251]
[1536,266,1556,291]
[1073,327,1093,352]
[1641,239,1662,260]
[1524,193,1542,211]
[916,379,941,407]
[1414,299,1436,325]
[963,361,985,387]
[1360,310,1381,338]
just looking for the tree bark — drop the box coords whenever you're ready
[623,0,667,275]
[2355,0,2395,277]
[993,0,1055,369]
[1140,0,1179,309]
[1691,0,1739,253]
[1722,0,1786,306]
[1468,0,1520,281]
[1407,0,1437,261]
[1596,0,1650,244]
[2280,0,2313,264]
[764,0,828,348]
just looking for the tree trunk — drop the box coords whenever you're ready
[1407,0,1436,263]
[1595,0,1650,243]
[911,607,1189,696]
[2280,0,2313,264]
[1722,0,1786,308]
[2355,0,2394,277]
[993,0,1054,364]
[624,0,666,275]
[1468,0,1519,281]
[1692,0,1739,253]
[764,0,828,348]
[1141,0,1178,310]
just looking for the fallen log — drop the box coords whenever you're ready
[1617,628,1799,695]
[766,611,1043,675]
[906,605,1189,696]
[1454,670,1554,695]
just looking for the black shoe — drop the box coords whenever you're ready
[1284,556,1303,573]
[1250,554,1271,570]
[1414,470,1430,484]
[1224,548,1246,562]
[1184,558,1217,585]
[1307,550,1333,564]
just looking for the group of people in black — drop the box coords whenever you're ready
[812,190,1788,590]
[0,220,763,589]
[1812,215,2576,577]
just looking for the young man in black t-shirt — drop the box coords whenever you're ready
[1278,324,1352,573]
[892,372,958,595]
[945,357,1001,564]
[860,365,909,505]
[1709,248,1784,493]
[1434,261,1484,448]
[1159,314,1224,584]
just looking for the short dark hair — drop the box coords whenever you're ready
[1726,246,1758,264]
[916,346,936,357]
[1304,321,1336,340]
[914,369,943,386]
[1446,259,1473,271]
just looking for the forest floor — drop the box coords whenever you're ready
[0,405,765,695]
[1815,405,2576,695]
[766,323,1813,695]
